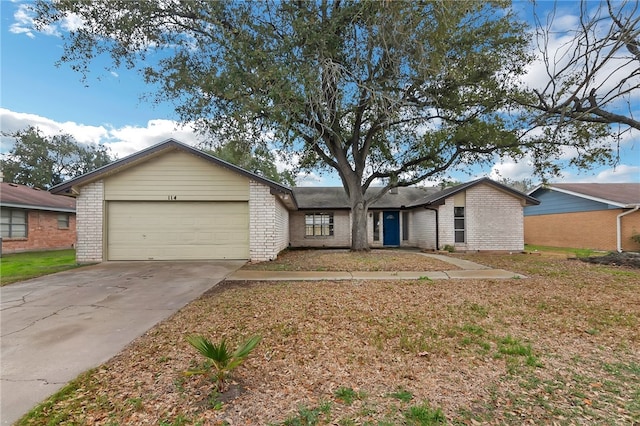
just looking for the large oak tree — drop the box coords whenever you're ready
[35,0,612,250]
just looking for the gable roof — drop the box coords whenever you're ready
[48,139,296,207]
[293,178,539,209]
[408,177,540,207]
[0,182,75,213]
[529,183,640,207]
[292,186,437,209]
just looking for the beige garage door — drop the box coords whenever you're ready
[107,201,249,260]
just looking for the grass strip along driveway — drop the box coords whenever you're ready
[0,249,80,286]
[17,250,640,425]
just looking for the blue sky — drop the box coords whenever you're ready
[1,0,638,186]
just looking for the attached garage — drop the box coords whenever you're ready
[49,139,295,263]
[107,201,249,260]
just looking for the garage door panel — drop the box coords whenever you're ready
[107,202,248,260]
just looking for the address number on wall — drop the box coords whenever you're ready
[167,195,177,200]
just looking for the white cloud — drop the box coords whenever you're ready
[9,4,38,38]
[561,164,640,183]
[0,108,203,158]
[489,159,536,182]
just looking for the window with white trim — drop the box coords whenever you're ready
[454,206,465,243]
[1,208,28,238]
[305,213,334,237]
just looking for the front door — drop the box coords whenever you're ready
[383,211,400,246]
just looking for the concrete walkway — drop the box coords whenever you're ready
[227,253,525,281]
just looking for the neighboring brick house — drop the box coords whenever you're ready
[1,182,76,254]
[525,183,640,252]
[50,139,538,263]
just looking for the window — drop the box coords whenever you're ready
[454,206,465,243]
[58,214,70,229]
[402,212,409,241]
[1,208,27,238]
[305,213,334,236]
[373,212,381,241]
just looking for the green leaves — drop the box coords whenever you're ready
[185,334,261,391]
[1,126,113,189]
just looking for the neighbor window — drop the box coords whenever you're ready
[454,206,465,243]
[402,212,410,241]
[58,214,70,229]
[305,213,334,236]
[1,208,27,238]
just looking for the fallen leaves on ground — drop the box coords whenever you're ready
[242,249,459,271]
[18,252,640,425]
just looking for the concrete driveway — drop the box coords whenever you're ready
[0,260,244,425]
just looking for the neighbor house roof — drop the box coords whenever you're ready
[49,139,297,209]
[529,183,640,207]
[0,182,76,213]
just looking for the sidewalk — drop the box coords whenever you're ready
[227,253,525,281]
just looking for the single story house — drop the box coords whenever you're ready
[49,139,539,263]
[525,183,640,252]
[1,181,76,254]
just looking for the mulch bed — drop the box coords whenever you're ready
[578,251,640,268]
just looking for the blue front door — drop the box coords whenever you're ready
[383,211,400,246]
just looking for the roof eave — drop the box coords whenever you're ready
[0,202,76,213]
[49,139,298,206]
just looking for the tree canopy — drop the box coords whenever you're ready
[35,0,615,249]
[1,126,113,189]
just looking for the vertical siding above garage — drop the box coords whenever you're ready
[104,150,249,201]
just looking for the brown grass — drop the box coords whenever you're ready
[242,249,460,271]
[18,252,640,425]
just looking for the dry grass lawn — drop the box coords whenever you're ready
[243,249,459,271]
[18,251,639,425]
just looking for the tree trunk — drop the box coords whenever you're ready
[350,196,369,251]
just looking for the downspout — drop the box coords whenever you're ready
[425,206,439,251]
[617,206,640,253]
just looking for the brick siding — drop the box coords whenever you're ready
[2,210,76,253]
[525,209,640,251]
[289,210,351,248]
[76,181,104,263]
[465,185,524,251]
[249,181,290,261]
[438,184,524,251]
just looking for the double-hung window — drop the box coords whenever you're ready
[305,213,334,237]
[454,207,465,243]
[58,214,70,229]
[1,208,28,238]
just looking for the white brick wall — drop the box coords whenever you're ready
[249,181,290,261]
[465,185,524,251]
[411,208,437,250]
[76,180,104,263]
[438,198,455,248]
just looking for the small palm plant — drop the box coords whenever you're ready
[185,334,262,391]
